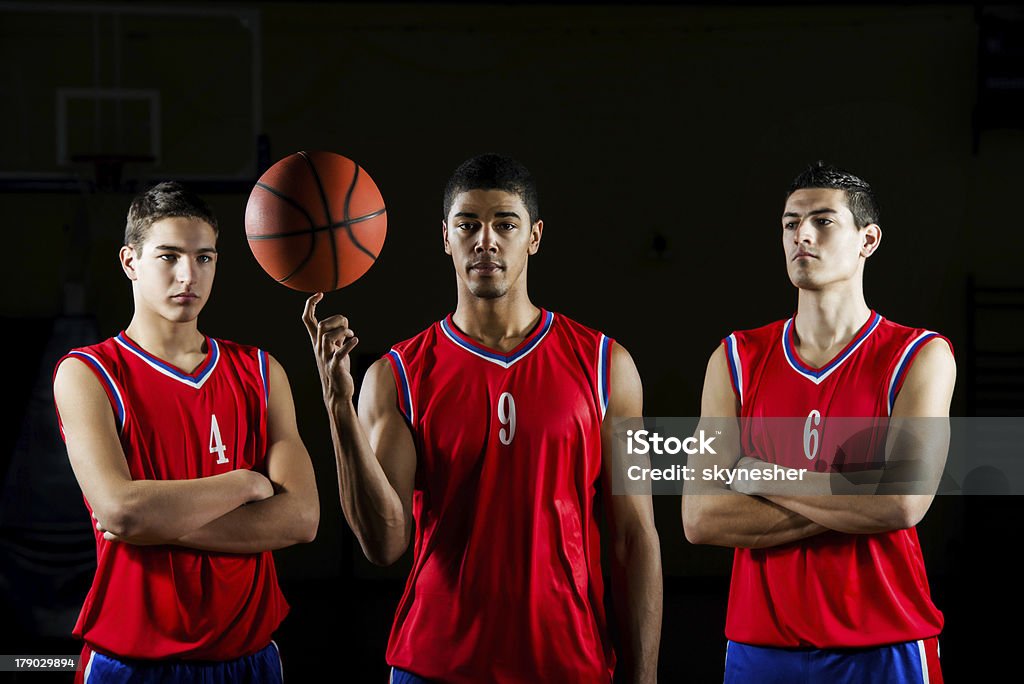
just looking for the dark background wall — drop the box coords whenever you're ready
[1,2,1021,681]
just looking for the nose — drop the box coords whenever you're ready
[794,218,815,245]
[475,224,498,254]
[176,259,197,286]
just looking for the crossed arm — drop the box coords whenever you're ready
[681,339,955,548]
[54,354,319,552]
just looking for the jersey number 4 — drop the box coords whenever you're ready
[498,392,516,445]
[210,414,229,465]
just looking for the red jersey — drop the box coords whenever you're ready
[383,309,615,683]
[722,311,948,648]
[54,332,289,660]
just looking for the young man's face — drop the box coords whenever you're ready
[781,188,879,291]
[120,217,218,323]
[443,189,542,300]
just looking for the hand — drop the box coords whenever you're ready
[302,292,359,406]
[92,512,160,545]
[237,469,275,503]
[731,457,761,496]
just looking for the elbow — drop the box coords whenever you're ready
[295,505,320,544]
[364,544,406,567]
[893,496,929,530]
[682,504,718,546]
[95,495,147,539]
[681,503,706,545]
[612,523,661,567]
[362,529,410,567]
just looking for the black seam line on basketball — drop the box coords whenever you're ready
[255,183,316,229]
[246,208,386,241]
[340,164,379,262]
[276,226,320,285]
[298,151,340,292]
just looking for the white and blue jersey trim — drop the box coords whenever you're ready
[887,331,939,415]
[724,333,743,406]
[782,312,882,385]
[440,310,554,369]
[67,351,126,433]
[388,349,415,425]
[114,333,220,389]
[597,334,612,419]
[258,349,270,410]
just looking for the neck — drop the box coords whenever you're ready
[124,309,204,358]
[452,287,541,351]
[794,281,871,351]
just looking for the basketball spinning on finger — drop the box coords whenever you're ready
[245,151,387,292]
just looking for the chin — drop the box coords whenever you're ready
[468,284,508,300]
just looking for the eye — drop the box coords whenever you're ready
[816,218,833,227]
[197,254,213,264]
[783,221,797,230]
[457,222,477,231]
[498,222,517,231]
[159,254,178,262]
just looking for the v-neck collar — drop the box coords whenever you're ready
[439,309,554,369]
[781,311,881,385]
[115,331,220,389]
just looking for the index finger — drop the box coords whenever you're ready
[302,292,325,337]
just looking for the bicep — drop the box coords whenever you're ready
[890,338,955,419]
[265,356,317,493]
[53,358,133,515]
[884,338,955,494]
[358,358,417,512]
[601,343,656,537]
[695,344,742,469]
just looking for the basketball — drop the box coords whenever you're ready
[245,151,387,292]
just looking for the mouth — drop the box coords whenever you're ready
[171,293,200,303]
[469,262,503,274]
[792,251,818,261]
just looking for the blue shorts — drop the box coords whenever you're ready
[390,667,430,683]
[724,638,942,684]
[80,641,283,683]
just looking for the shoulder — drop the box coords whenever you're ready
[387,319,443,359]
[728,317,789,346]
[873,315,954,359]
[549,310,605,341]
[54,336,122,384]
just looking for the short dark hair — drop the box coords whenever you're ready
[787,161,880,228]
[443,153,540,223]
[125,181,219,250]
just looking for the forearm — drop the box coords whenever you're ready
[760,493,931,533]
[737,459,932,533]
[102,471,259,542]
[175,490,318,553]
[611,530,663,684]
[683,490,827,548]
[330,401,408,564]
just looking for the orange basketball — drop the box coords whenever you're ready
[245,151,387,292]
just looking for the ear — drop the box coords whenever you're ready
[528,220,543,256]
[861,223,882,258]
[442,221,451,255]
[119,245,139,281]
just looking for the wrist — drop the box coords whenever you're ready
[328,398,358,423]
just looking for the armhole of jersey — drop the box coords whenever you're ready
[385,349,415,427]
[597,335,613,420]
[724,334,744,407]
[257,349,270,411]
[56,352,126,435]
[887,332,948,415]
